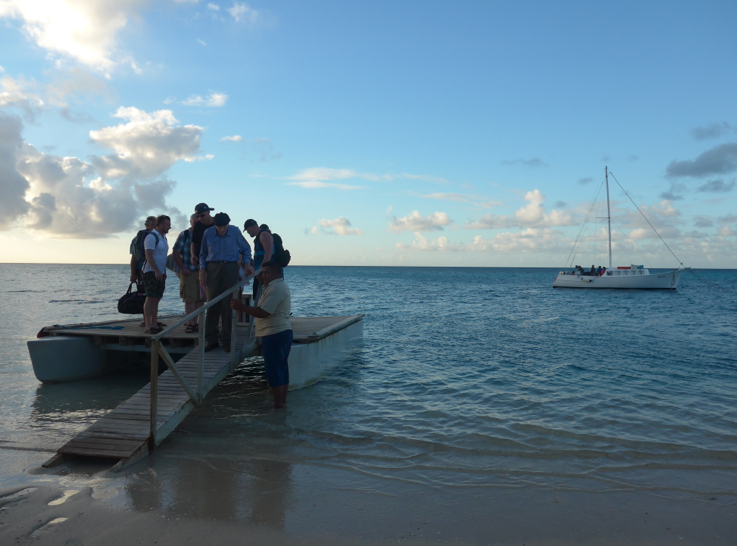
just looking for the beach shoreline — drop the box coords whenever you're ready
[1,446,735,546]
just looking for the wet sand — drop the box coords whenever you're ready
[1,446,735,546]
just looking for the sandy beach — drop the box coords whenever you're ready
[2,439,735,546]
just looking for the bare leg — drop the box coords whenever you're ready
[144,297,160,329]
[271,386,286,409]
[281,384,288,405]
[192,300,203,325]
[184,301,195,325]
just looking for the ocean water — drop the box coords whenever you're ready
[1,264,736,506]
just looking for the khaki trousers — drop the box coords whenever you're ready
[205,262,239,345]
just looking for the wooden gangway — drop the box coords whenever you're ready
[44,277,256,471]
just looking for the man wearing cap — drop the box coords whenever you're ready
[190,203,215,270]
[199,212,255,352]
[243,219,274,300]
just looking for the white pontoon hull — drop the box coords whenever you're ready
[552,268,688,289]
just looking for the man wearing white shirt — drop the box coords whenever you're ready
[143,215,171,334]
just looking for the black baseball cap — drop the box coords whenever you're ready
[213,212,230,226]
[194,203,215,214]
[243,219,257,230]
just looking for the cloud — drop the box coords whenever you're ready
[666,143,737,178]
[44,67,113,108]
[197,38,206,46]
[89,107,205,179]
[578,177,594,185]
[247,137,281,162]
[402,173,449,185]
[395,232,462,252]
[719,225,734,237]
[207,3,220,10]
[464,228,566,254]
[0,74,44,119]
[181,92,228,107]
[287,181,363,190]
[310,217,363,236]
[0,113,31,228]
[694,216,713,228]
[465,189,574,229]
[659,181,686,201]
[0,0,144,76]
[221,135,243,142]
[502,158,548,168]
[228,2,259,24]
[691,122,732,141]
[718,214,737,224]
[697,179,735,193]
[388,211,451,233]
[422,193,503,209]
[0,112,186,238]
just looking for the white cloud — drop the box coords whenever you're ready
[228,2,258,24]
[388,211,452,233]
[395,232,462,252]
[402,173,449,185]
[181,91,228,107]
[197,38,207,46]
[719,225,734,236]
[0,111,186,238]
[207,3,220,10]
[289,167,391,183]
[310,217,363,236]
[423,192,503,209]
[89,106,205,179]
[287,181,363,190]
[220,135,243,142]
[0,74,44,117]
[465,189,574,229]
[0,0,145,76]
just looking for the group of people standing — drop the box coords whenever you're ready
[128,203,292,408]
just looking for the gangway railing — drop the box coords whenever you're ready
[148,271,258,448]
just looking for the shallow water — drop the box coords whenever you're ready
[1,264,736,505]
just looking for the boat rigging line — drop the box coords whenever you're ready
[564,176,606,268]
[608,171,685,268]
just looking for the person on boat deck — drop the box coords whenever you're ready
[129,216,155,285]
[600,266,607,276]
[243,219,275,300]
[173,213,203,333]
[199,212,255,353]
[230,261,292,409]
[190,203,216,268]
[596,266,603,275]
[589,265,596,275]
[576,265,585,275]
[142,215,171,334]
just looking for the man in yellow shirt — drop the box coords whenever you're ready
[230,261,292,408]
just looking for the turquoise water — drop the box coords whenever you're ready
[1,264,736,499]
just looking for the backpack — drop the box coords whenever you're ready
[272,233,291,268]
[133,229,150,263]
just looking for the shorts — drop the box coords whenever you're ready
[143,271,166,298]
[179,270,203,303]
[261,329,293,387]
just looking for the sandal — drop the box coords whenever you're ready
[157,322,167,328]
[185,324,196,334]
[145,327,163,335]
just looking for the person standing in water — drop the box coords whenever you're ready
[231,261,292,408]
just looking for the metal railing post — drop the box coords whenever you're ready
[198,306,205,399]
[149,339,159,449]
[230,292,238,371]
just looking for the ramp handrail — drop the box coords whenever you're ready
[148,270,258,448]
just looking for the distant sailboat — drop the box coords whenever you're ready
[553,167,689,289]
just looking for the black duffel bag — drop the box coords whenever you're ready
[118,283,146,314]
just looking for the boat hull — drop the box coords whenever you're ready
[287,319,363,390]
[28,336,107,382]
[552,268,688,289]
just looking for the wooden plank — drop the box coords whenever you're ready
[64,439,146,452]
[58,446,133,458]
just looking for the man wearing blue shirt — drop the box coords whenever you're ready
[199,212,255,352]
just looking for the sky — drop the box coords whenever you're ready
[1,0,736,267]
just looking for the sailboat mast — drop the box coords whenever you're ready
[605,166,612,269]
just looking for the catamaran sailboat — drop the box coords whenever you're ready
[553,167,689,289]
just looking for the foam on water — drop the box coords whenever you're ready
[1,264,736,499]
